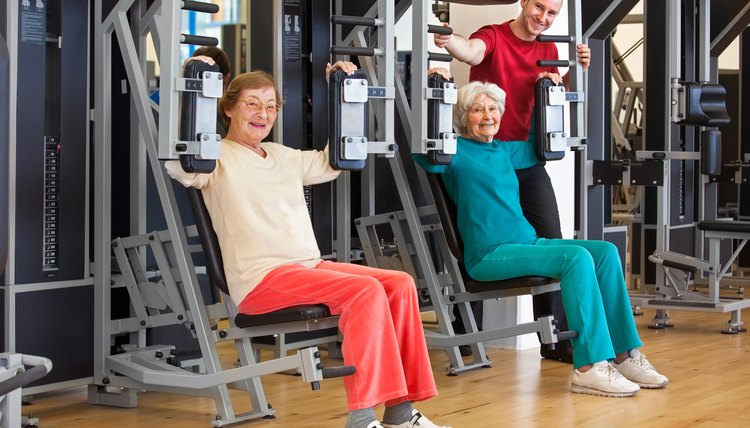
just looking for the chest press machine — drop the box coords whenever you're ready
[328,56,576,374]
[91,3,354,426]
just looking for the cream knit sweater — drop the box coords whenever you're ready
[166,140,341,306]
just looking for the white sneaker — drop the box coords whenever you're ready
[571,360,640,397]
[381,410,452,428]
[366,421,385,428]
[615,349,669,388]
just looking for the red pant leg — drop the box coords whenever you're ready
[315,261,438,407]
[237,262,437,410]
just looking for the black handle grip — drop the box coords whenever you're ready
[428,24,453,35]
[330,46,378,57]
[537,59,574,68]
[537,35,575,43]
[181,1,220,13]
[555,330,578,342]
[428,52,453,63]
[331,16,380,27]
[180,34,219,47]
[321,365,356,379]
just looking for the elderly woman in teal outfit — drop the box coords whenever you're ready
[415,75,669,398]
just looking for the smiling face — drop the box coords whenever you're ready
[224,86,279,146]
[516,0,562,40]
[464,94,502,143]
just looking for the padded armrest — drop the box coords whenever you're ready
[534,78,565,161]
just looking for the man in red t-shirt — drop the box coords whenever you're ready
[434,0,590,363]
[435,0,589,142]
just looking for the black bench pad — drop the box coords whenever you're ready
[697,220,750,234]
[234,304,332,328]
[465,276,556,294]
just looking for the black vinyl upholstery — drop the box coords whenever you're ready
[697,220,750,234]
[328,69,367,170]
[684,83,730,127]
[533,78,565,162]
[425,173,555,293]
[179,60,218,173]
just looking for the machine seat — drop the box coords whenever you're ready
[234,305,332,328]
[697,220,750,234]
[463,274,555,293]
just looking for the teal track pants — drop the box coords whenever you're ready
[468,238,642,368]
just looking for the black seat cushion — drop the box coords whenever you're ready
[464,276,556,294]
[234,304,332,328]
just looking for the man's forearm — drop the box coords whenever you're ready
[445,34,485,66]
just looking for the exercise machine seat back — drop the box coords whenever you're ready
[185,188,332,327]
[425,172,556,293]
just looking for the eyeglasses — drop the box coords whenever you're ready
[241,97,280,115]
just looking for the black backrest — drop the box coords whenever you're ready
[426,173,464,263]
[186,187,230,296]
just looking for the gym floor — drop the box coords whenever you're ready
[24,309,750,427]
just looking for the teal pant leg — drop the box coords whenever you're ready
[468,239,642,368]
[536,239,642,357]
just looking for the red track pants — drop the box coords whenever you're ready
[238,261,438,410]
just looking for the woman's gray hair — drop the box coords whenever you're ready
[453,81,507,136]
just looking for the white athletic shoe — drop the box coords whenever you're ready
[381,410,452,428]
[571,360,640,398]
[614,349,669,388]
[366,421,385,428]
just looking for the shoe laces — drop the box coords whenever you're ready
[592,361,625,381]
[627,353,656,372]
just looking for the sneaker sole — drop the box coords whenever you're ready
[570,383,639,398]
[634,379,669,389]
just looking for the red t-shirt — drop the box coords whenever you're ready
[469,21,559,141]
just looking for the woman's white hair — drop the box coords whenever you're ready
[452,81,507,136]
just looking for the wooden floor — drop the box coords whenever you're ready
[23,309,750,427]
